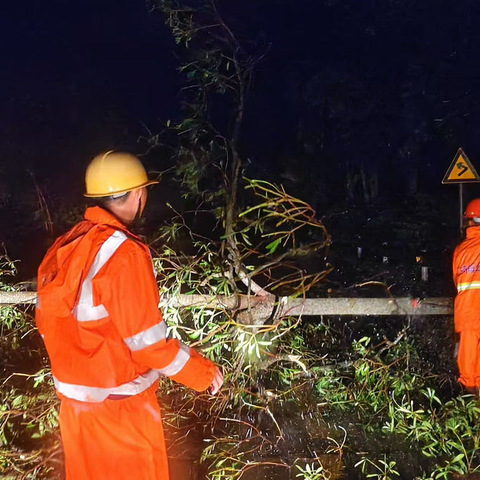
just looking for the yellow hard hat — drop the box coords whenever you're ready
[84,151,159,198]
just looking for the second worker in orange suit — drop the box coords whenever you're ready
[453,198,480,395]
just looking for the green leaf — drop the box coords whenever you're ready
[265,238,281,254]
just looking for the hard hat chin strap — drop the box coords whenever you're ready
[134,197,143,221]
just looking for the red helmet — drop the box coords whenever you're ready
[464,199,480,219]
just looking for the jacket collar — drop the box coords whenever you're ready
[466,226,480,238]
[84,206,146,243]
[84,206,129,232]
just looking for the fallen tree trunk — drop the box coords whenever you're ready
[275,296,453,317]
[0,291,453,317]
[0,291,37,305]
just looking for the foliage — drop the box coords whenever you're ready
[145,156,469,480]
[146,0,278,308]
[234,179,331,294]
[0,374,60,478]
[1,243,479,480]
[0,252,26,337]
[354,456,400,479]
[148,0,262,210]
[309,333,480,479]
[151,220,479,480]
[152,262,478,480]
[0,251,60,479]
[0,250,18,291]
[154,178,331,307]
[296,462,332,480]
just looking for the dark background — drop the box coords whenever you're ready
[1,0,480,283]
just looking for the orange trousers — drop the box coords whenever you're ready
[59,386,169,480]
[457,330,480,389]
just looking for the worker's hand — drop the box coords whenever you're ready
[209,366,224,395]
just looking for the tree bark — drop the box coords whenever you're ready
[2,291,453,317]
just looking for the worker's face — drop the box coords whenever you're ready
[125,188,148,225]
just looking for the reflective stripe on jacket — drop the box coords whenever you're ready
[453,226,480,332]
[36,206,215,402]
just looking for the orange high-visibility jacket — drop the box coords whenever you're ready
[36,206,215,402]
[453,226,480,332]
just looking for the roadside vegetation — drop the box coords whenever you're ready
[1,234,479,479]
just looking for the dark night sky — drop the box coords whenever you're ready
[4,0,480,277]
[1,1,179,114]
[3,0,480,200]
[1,1,178,172]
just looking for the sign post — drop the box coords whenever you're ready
[442,148,480,233]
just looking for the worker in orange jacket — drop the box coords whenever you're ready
[35,151,223,480]
[453,198,480,394]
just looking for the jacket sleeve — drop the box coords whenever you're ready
[98,239,216,392]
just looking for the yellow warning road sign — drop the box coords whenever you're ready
[442,148,480,183]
